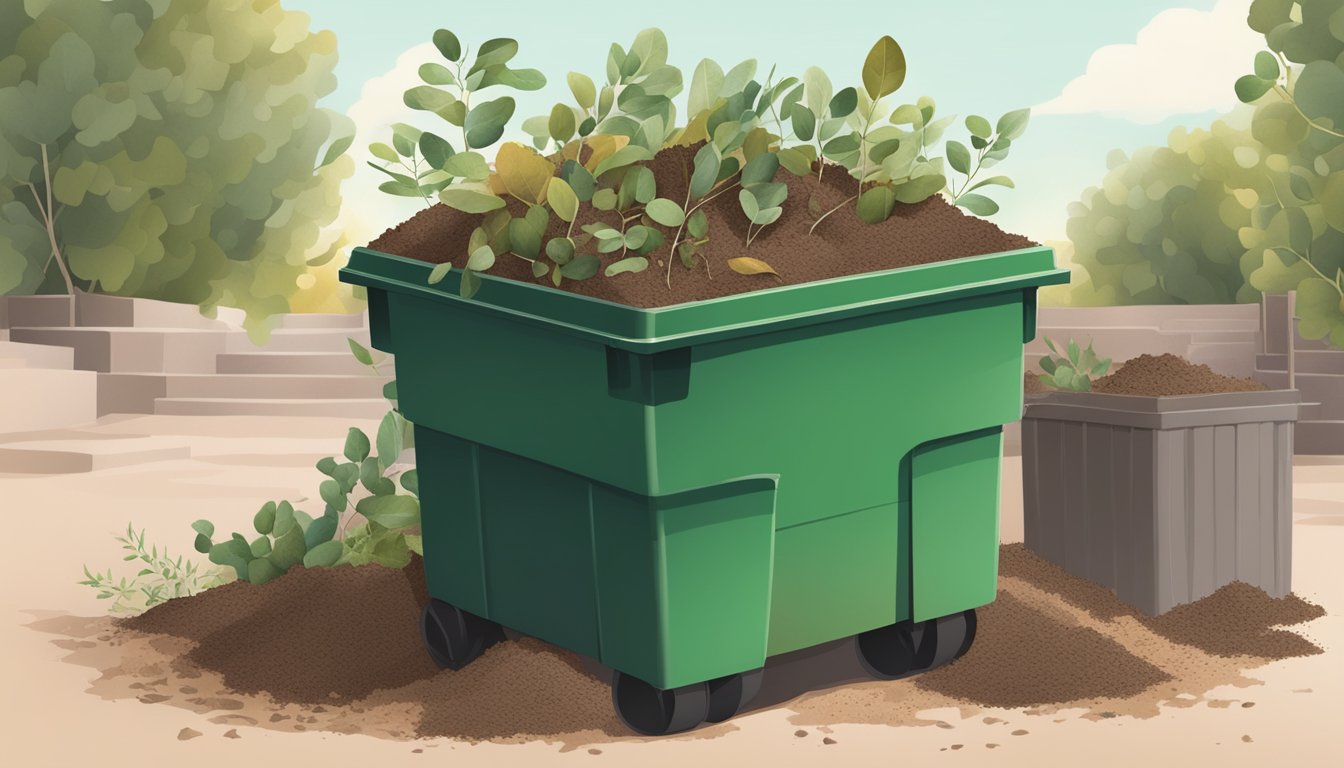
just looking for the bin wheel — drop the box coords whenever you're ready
[856,608,977,680]
[420,599,503,671]
[612,672,711,736]
[705,668,764,723]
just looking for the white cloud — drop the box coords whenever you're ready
[1035,0,1264,123]
[338,43,441,243]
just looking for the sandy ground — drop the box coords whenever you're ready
[2,413,1341,767]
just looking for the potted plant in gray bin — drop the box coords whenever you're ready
[1021,340,1300,616]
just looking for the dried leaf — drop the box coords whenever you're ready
[728,257,781,279]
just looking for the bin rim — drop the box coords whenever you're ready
[341,244,1068,352]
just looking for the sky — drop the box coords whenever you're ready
[279,0,1265,246]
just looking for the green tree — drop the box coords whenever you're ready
[0,0,354,335]
[1063,0,1344,348]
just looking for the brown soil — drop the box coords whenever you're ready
[368,144,1036,308]
[1024,371,1049,394]
[1092,353,1270,396]
[86,543,1323,744]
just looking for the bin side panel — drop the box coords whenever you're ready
[910,427,1003,622]
[388,293,650,492]
[1212,424,1237,586]
[1189,426,1217,602]
[1085,421,1115,589]
[1274,422,1293,596]
[415,427,489,617]
[1234,423,1262,585]
[656,292,1025,531]
[477,448,600,659]
[593,478,777,689]
[1154,428,1190,614]
[767,503,901,656]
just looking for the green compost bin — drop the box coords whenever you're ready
[341,244,1068,733]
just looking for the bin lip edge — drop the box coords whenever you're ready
[1023,388,1302,413]
[343,245,1069,349]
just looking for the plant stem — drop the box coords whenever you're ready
[27,144,78,325]
[1276,247,1343,297]
[666,177,741,288]
[854,98,880,198]
[808,193,859,235]
[1271,84,1344,139]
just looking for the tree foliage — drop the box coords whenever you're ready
[1063,0,1344,348]
[0,0,357,338]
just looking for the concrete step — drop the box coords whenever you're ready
[7,327,244,373]
[74,293,242,330]
[154,397,390,418]
[272,312,367,329]
[0,368,98,433]
[99,373,390,409]
[231,328,374,354]
[1257,351,1344,375]
[216,351,384,376]
[1296,421,1344,456]
[0,435,190,473]
[0,296,73,328]
[0,339,74,369]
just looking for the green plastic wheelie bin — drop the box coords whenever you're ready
[340,244,1068,735]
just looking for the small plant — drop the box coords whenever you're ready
[79,524,225,614]
[375,28,1030,299]
[1039,337,1111,392]
[192,500,342,586]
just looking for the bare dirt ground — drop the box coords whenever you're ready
[2,414,1340,767]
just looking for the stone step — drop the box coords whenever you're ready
[0,435,190,474]
[74,293,242,330]
[0,339,74,369]
[99,373,390,413]
[272,312,367,329]
[232,328,374,354]
[7,326,243,373]
[1295,421,1344,456]
[216,351,383,376]
[0,296,74,328]
[0,368,98,433]
[154,397,390,418]
[1257,351,1344,375]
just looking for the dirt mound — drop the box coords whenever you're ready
[999,544,1324,659]
[1092,353,1269,396]
[368,145,1035,309]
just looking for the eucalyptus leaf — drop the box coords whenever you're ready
[862,36,907,99]
[567,71,596,109]
[561,254,600,280]
[646,198,685,227]
[433,28,462,62]
[605,256,649,276]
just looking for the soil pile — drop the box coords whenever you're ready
[88,543,1322,742]
[368,145,1036,308]
[1092,354,1269,396]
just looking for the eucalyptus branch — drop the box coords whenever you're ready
[808,193,859,235]
[1271,84,1344,139]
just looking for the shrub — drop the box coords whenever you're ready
[1038,337,1111,392]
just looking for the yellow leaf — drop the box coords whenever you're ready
[583,134,630,174]
[728,257,781,279]
[495,142,553,206]
[486,172,507,196]
[669,109,712,148]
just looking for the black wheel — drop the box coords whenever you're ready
[420,599,503,671]
[705,668,764,723]
[612,672,710,736]
[856,608,977,680]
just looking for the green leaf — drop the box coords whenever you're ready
[460,268,482,299]
[605,256,649,276]
[560,160,597,202]
[369,143,399,164]
[946,140,972,175]
[857,185,897,224]
[592,188,618,210]
[561,254,600,280]
[790,104,816,141]
[344,339,372,368]
[689,58,725,117]
[967,175,1015,193]
[344,427,370,463]
[690,143,722,199]
[469,37,520,74]
[376,412,402,470]
[419,132,454,169]
[687,209,708,238]
[1254,51,1280,81]
[1039,357,1057,375]
[568,71,596,109]
[440,188,507,213]
[383,380,398,401]
[593,145,653,177]
[391,123,423,157]
[1067,339,1080,366]
[419,62,456,86]
[957,193,999,216]
[868,138,902,165]
[645,197,685,227]
[1235,74,1273,103]
[191,519,215,538]
[403,85,457,114]
[464,96,516,148]
[545,237,575,265]
[624,226,651,250]
[777,145,816,176]
[303,540,343,569]
[862,36,907,100]
[965,114,992,138]
[547,178,579,222]
[443,152,490,181]
[740,152,780,186]
[628,165,657,204]
[995,108,1031,141]
[433,29,462,62]
[247,559,281,585]
[549,103,576,143]
[400,469,419,496]
[722,59,758,98]
[254,503,276,536]
[828,87,858,119]
[428,262,453,285]
[893,173,946,203]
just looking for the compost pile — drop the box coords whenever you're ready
[1092,354,1270,396]
[99,544,1324,742]
[369,145,1035,308]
